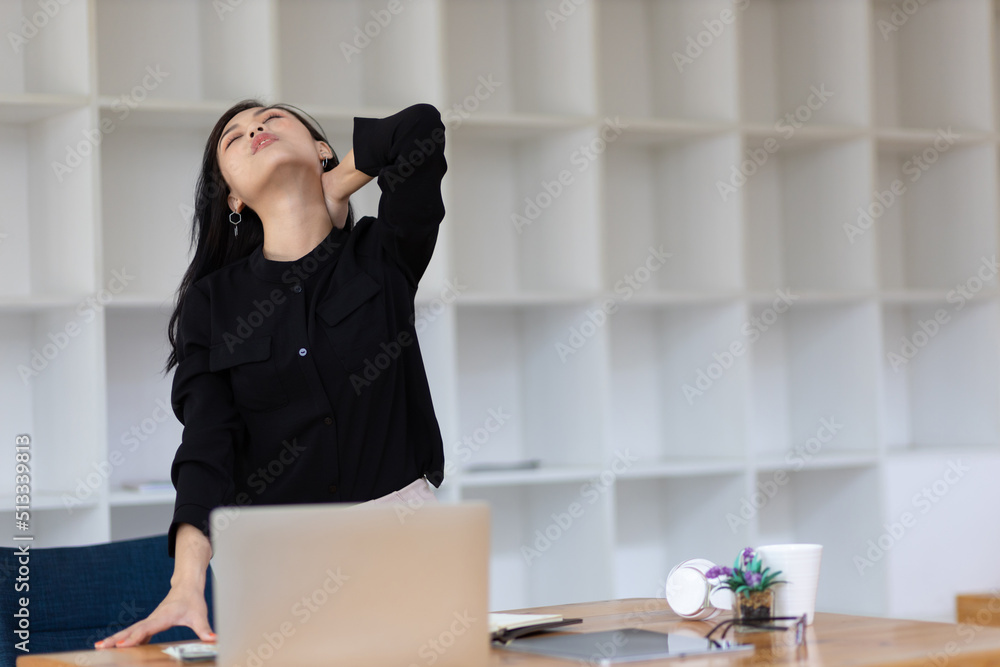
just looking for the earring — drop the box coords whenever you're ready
[322,155,332,172]
[230,210,241,237]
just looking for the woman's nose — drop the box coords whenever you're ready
[249,125,263,137]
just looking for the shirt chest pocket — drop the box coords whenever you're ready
[317,271,389,374]
[209,335,289,412]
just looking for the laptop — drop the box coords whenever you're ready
[209,500,491,667]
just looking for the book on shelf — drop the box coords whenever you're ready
[120,480,174,493]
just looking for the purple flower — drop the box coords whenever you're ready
[740,547,755,567]
[745,571,763,588]
[706,566,732,580]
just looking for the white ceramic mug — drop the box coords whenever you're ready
[756,544,823,624]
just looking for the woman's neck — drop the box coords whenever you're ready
[257,194,334,262]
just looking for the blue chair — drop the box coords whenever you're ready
[0,534,214,667]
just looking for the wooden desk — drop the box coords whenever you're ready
[17,597,1000,666]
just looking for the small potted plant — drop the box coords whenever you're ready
[706,547,785,623]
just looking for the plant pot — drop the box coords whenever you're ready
[734,588,774,625]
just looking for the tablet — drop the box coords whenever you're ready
[494,628,753,664]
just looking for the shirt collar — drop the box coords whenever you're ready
[248,222,349,284]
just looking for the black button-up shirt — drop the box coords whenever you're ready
[167,103,448,557]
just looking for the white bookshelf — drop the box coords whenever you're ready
[3,0,1000,622]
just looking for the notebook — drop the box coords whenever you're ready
[489,612,583,641]
[209,501,491,667]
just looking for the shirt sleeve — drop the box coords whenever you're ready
[352,102,448,290]
[167,281,241,558]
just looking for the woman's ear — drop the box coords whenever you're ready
[227,194,242,213]
[316,140,333,162]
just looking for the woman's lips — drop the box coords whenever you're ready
[251,133,277,154]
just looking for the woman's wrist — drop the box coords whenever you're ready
[170,523,212,591]
[327,149,375,202]
[169,572,206,593]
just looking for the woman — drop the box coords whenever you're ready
[96,100,448,647]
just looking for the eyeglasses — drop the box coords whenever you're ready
[705,613,807,648]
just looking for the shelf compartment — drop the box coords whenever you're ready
[0,309,104,497]
[740,0,870,126]
[881,450,1000,618]
[104,309,180,492]
[0,0,90,96]
[0,108,98,299]
[453,305,606,470]
[109,488,175,507]
[596,0,738,121]
[881,300,1000,450]
[443,0,595,117]
[98,117,207,299]
[743,138,876,292]
[111,502,175,542]
[613,473,750,599]
[875,141,998,291]
[96,0,276,102]
[461,481,614,610]
[277,0,442,110]
[873,0,993,131]
[755,466,886,615]
[456,466,604,489]
[748,301,881,458]
[602,132,743,292]
[607,302,748,463]
[447,127,602,294]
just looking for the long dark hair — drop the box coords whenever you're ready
[163,99,355,373]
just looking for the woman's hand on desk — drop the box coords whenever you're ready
[94,583,215,648]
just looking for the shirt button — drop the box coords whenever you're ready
[323,416,333,425]
[328,485,338,494]
[291,284,302,293]
[299,347,307,356]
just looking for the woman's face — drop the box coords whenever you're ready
[216,106,329,212]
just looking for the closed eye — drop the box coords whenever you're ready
[225,112,282,149]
